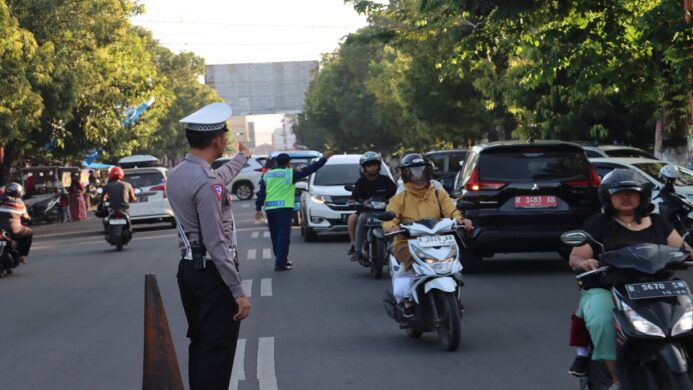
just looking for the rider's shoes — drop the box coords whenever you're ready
[399,302,415,318]
[347,245,356,255]
[350,252,360,262]
[18,256,27,264]
[568,355,589,377]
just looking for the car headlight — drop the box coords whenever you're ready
[672,297,693,336]
[622,301,666,338]
[311,195,331,204]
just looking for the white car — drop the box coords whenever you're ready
[123,167,174,226]
[300,154,394,241]
[212,155,268,200]
[582,145,657,159]
[589,158,693,209]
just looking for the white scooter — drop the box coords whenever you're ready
[381,213,464,351]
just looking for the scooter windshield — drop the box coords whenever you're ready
[600,244,688,275]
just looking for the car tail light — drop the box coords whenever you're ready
[151,184,167,198]
[465,168,508,191]
[564,166,601,188]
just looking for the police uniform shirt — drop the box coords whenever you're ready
[167,152,249,298]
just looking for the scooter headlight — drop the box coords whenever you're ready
[672,297,693,336]
[425,257,454,274]
[622,301,666,338]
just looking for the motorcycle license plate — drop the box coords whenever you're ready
[417,235,456,248]
[515,196,557,208]
[625,280,690,300]
[109,219,127,225]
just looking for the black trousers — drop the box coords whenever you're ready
[177,260,241,390]
[12,227,33,257]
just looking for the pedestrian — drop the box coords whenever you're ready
[68,173,87,221]
[167,102,251,390]
[255,150,333,271]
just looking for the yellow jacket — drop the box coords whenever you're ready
[383,184,463,232]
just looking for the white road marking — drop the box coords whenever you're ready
[33,232,178,250]
[263,231,270,238]
[260,278,272,297]
[262,248,272,259]
[242,279,253,297]
[247,249,257,260]
[257,337,278,390]
[251,231,259,239]
[241,204,250,208]
[229,338,246,390]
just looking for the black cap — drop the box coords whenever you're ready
[276,153,290,166]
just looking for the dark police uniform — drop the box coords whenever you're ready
[167,103,248,390]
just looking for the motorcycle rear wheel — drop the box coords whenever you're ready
[434,290,461,351]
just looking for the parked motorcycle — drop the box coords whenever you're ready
[561,229,693,389]
[25,193,60,225]
[102,202,132,251]
[381,213,464,351]
[0,230,21,277]
[656,165,693,235]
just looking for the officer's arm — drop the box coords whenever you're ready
[195,181,245,298]
[255,179,266,211]
[214,153,250,185]
[293,157,327,182]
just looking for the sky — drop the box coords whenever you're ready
[131,0,371,145]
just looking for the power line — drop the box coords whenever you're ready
[134,18,363,29]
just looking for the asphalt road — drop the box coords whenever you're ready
[3,201,692,390]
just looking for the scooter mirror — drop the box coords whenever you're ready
[457,200,474,211]
[560,230,591,247]
[344,184,356,192]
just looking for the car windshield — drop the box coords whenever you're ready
[479,150,591,182]
[125,172,165,188]
[605,149,654,159]
[313,164,388,186]
[633,163,693,186]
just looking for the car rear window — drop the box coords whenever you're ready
[125,172,165,188]
[313,164,389,186]
[605,149,654,159]
[479,148,591,182]
[633,163,693,186]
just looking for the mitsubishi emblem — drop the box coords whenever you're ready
[531,183,539,191]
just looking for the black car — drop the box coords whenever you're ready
[454,141,601,271]
[425,149,468,193]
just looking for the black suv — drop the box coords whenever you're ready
[454,141,600,271]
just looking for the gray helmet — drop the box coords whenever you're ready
[359,151,382,168]
[659,165,679,185]
[598,169,652,217]
[400,153,433,184]
[4,182,24,198]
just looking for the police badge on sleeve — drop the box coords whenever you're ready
[211,183,224,201]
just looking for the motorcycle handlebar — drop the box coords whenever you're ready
[575,266,609,280]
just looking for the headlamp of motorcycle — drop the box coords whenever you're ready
[412,245,457,274]
[672,296,693,336]
[622,301,666,338]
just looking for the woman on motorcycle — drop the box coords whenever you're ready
[569,169,688,388]
[383,154,472,313]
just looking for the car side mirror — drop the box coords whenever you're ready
[344,184,356,192]
[456,200,474,211]
[295,182,308,191]
[560,230,591,247]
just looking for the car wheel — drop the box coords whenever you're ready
[303,219,317,242]
[233,182,254,200]
[461,248,484,273]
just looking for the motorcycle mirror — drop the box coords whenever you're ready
[375,211,396,222]
[457,200,474,211]
[560,230,591,247]
[344,184,356,192]
[295,181,308,191]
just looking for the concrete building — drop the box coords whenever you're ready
[247,121,256,148]
[272,115,298,150]
[227,116,249,144]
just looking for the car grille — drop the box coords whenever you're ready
[325,196,354,211]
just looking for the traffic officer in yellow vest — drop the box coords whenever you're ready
[255,151,333,270]
[167,102,251,390]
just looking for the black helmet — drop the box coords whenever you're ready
[400,153,433,184]
[4,182,24,198]
[598,169,652,217]
[359,151,382,168]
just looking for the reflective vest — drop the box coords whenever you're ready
[264,168,295,210]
